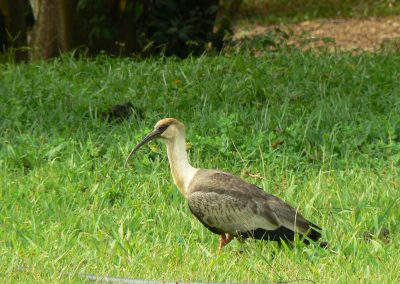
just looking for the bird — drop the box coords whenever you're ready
[125,118,326,253]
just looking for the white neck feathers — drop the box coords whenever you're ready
[165,133,198,197]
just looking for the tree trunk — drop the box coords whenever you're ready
[31,0,76,60]
[31,0,58,59]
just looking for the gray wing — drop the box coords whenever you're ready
[187,169,317,237]
[188,189,280,235]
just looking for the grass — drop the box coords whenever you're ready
[1,50,400,283]
[239,0,400,24]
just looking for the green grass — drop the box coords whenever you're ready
[239,0,400,24]
[1,51,400,283]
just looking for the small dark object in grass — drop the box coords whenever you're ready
[363,227,390,243]
[102,102,142,122]
[394,128,400,143]
[378,227,390,243]
[21,157,33,173]
[272,140,284,149]
[363,231,374,242]
[319,241,329,248]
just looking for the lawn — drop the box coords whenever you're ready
[1,51,400,282]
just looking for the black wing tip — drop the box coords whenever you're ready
[307,227,322,241]
[307,224,329,248]
[235,227,329,249]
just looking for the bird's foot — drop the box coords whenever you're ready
[217,234,234,255]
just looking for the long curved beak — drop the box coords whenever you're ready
[124,129,162,167]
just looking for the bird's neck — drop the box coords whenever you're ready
[165,135,198,197]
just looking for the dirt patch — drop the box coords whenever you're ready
[234,16,400,52]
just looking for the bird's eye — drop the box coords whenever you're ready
[158,124,169,133]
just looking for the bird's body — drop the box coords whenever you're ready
[187,169,322,244]
[125,118,325,252]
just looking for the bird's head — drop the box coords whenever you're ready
[154,118,185,140]
[124,118,185,167]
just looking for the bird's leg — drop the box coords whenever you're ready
[217,234,234,255]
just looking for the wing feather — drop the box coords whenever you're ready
[187,169,320,239]
[188,190,280,235]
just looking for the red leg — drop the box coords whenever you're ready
[217,234,235,255]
